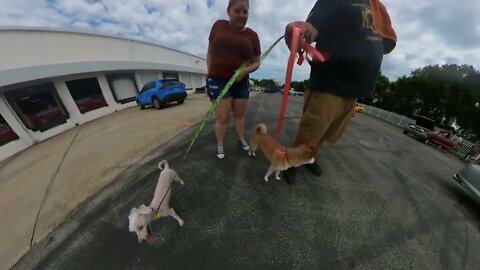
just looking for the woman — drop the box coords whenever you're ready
[206,0,261,159]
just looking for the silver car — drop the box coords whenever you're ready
[453,164,480,204]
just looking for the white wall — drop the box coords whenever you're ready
[0,28,207,76]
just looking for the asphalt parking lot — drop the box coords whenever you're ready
[15,93,480,270]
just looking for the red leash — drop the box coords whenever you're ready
[274,27,327,141]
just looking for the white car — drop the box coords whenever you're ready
[288,89,304,96]
[453,164,480,204]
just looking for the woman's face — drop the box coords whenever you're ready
[227,1,249,31]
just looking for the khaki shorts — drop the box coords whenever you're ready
[296,90,356,149]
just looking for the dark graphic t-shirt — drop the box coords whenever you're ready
[307,0,385,98]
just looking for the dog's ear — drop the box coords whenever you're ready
[129,207,138,219]
[138,204,153,215]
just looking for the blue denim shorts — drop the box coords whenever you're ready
[206,77,250,100]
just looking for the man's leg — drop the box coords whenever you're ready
[285,91,355,184]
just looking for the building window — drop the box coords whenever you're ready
[65,78,108,114]
[162,72,179,80]
[5,83,69,132]
[0,114,19,146]
[105,73,138,104]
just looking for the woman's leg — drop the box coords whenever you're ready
[214,98,233,146]
[232,98,248,141]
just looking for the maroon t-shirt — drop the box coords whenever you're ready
[208,20,261,80]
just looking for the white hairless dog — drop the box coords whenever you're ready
[128,160,184,243]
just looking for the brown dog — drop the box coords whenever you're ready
[248,123,315,182]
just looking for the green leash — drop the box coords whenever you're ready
[183,35,285,160]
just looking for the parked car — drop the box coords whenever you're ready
[136,79,187,110]
[264,87,279,94]
[426,128,459,152]
[354,104,365,113]
[403,123,429,141]
[403,115,435,142]
[453,164,480,204]
[195,86,206,94]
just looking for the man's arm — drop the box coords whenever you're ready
[371,0,397,54]
[284,0,328,52]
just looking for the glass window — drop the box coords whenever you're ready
[5,82,69,132]
[162,72,179,80]
[0,114,19,147]
[65,78,108,114]
[141,81,157,93]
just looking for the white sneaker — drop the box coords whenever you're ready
[238,139,250,151]
[216,145,225,159]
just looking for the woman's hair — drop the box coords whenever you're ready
[227,0,249,10]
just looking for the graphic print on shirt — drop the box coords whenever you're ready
[352,3,382,42]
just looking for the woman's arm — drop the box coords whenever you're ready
[245,54,260,74]
[236,54,260,82]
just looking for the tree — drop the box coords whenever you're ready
[372,64,480,135]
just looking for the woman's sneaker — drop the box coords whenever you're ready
[238,139,250,151]
[216,145,225,159]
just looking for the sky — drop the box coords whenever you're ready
[0,0,479,83]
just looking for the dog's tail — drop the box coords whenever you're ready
[255,123,267,135]
[158,160,169,170]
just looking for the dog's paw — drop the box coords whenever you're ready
[178,219,184,227]
[276,176,281,180]
[264,177,269,182]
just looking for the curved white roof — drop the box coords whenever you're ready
[0,26,207,88]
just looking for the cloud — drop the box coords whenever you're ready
[0,0,479,82]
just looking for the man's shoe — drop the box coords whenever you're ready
[304,161,322,176]
[284,167,297,185]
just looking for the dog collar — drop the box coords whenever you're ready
[150,207,163,218]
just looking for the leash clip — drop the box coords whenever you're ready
[297,43,327,66]
[275,149,287,160]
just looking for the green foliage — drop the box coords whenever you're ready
[371,64,480,136]
[250,78,276,88]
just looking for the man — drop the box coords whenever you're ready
[283,0,397,184]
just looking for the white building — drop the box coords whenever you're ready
[0,27,207,162]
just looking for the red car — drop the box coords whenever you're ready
[426,128,459,152]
